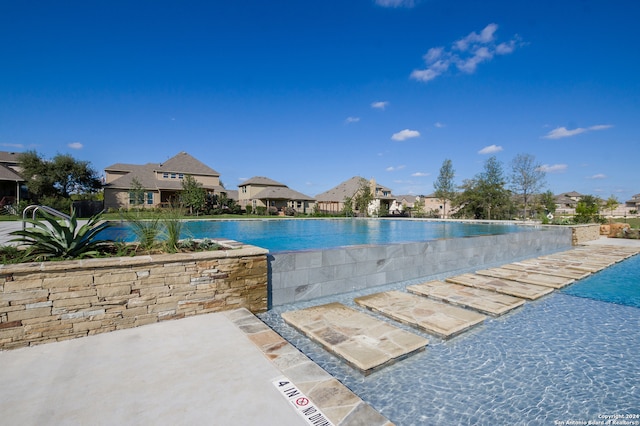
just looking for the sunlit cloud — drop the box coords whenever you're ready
[345,116,360,124]
[589,173,607,179]
[1,143,24,149]
[386,165,406,172]
[434,122,445,128]
[238,177,248,182]
[68,142,83,149]
[537,164,567,173]
[391,129,420,141]
[411,172,430,177]
[374,0,415,8]
[411,23,521,83]
[478,144,503,154]
[371,101,389,110]
[542,124,613,139]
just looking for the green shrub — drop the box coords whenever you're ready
[10,210,111,261]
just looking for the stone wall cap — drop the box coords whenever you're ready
[0,244,268,274]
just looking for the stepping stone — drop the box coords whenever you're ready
[531,257,605,273]
[407,280,525,317]
[475,267,574,289]
[354,291,486,339]
[503,261,591,279]
[446,274,554,300]
[544,252,616,268]
[281,302,428,375]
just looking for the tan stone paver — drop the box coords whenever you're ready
[407,280,525,316]
[446,273,554,300]
[474,267,574,289]
[501,261,592,279]
[281,302,428,375]
[354,290,486,339]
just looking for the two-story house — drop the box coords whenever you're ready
[237,176,315,214]
[315,177,395,216]
[103,152,224,210]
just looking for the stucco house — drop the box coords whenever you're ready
[315,177,395,216]
[237,176,315,214]
[103,152,224,210]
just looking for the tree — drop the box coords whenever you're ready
[353,178,373,217]
[433,159,456,219]
[604,195,619,222]
[412,198,425,218]
[18,151,102,201]
[180,175,207,215]
[129,177,145,206]
[538,190,557,221]
[480,156,511,220]
[574,194,601,224]
[510,154,546,220]
[453,157,512,220]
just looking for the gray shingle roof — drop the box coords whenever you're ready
[239,176,287,187]
[253,186,315,201]
[315,176,367,202]
[0,164,23,181]
[159,152,220,176]
[104,152,222,191]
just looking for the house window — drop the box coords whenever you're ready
[129,191,144,205]
[241,187,247,193]
[163,172,169,179]
[146,192,153,205]
[171,173,176,179]
[178,173,184,179]
[297,201,302,208]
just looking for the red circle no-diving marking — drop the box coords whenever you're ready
[295,397,309,406]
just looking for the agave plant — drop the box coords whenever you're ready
[10,210,112,260]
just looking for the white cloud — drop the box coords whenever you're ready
[411,172,430,177]
[538,164,567,173]
[238,177,248,182]
[478,144,503,155]
[68,142,83,149]
[386,165,406,172]
[345,116,360,124]
[542,124,613,139]
[371,101,389,110]
[391,129,420,141]
[1,143,24,149]
[434,122,445,128]
[589,173,607,179]
[374,0,415,8]
[411,23,521,83]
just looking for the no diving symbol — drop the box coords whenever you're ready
[295,397,309,407]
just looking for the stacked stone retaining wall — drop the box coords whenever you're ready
[0,246,268,350]
[570,224,601,245]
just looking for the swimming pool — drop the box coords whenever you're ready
[259,254,640,425]
[561,253,640,308]
[102,219,534,252]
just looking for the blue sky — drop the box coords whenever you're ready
[1,1,639,202]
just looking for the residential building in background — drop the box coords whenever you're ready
[237,176,315,214]
[103,152,224,210]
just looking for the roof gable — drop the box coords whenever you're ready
[253,186,315,201]
[159,152,220,176]
[239,176,287,187]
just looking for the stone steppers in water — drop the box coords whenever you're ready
[500,261,591,280]
[354,290,486,339]
[406,280,525,317]
[474,267,575,289]
[445,273,554,300]
[281,302,428,375]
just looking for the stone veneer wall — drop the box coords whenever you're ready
[269,226,572,306]
[0,246,268,350]
[569,224,602,245]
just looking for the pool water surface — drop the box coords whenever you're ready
[102,218,534,252]
[259,254,640,425]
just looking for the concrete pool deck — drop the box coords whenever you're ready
[0,219,639,425]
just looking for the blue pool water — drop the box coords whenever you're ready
[561,253,640,308]
[101,219,533,252]
[259,254,640,425]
